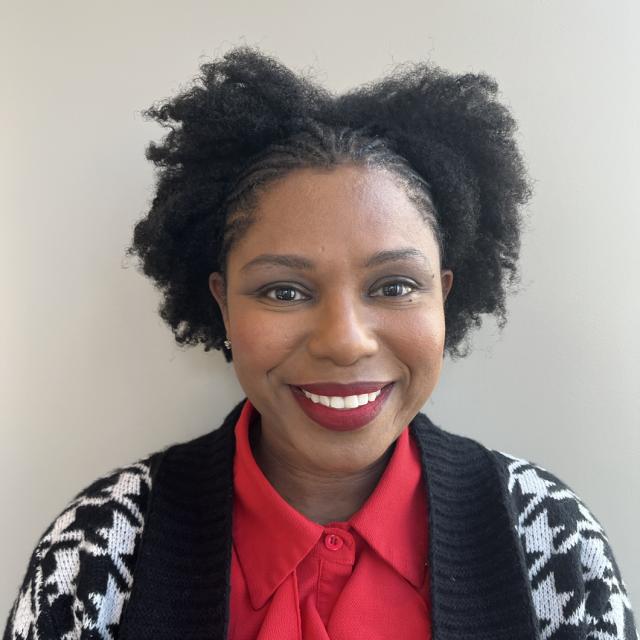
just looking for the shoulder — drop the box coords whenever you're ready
[3,452,163,640]
[491,450,638,640]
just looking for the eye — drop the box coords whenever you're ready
[262,285,310,303]
[370,280,418,298]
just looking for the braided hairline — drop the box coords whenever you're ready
[218,121,445,280]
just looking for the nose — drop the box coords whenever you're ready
[306,291,379,366]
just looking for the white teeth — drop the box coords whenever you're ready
[344,395,359,409]
[300,388,383,409]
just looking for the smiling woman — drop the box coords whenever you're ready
[208,165,452,525]
[4,46,637,640]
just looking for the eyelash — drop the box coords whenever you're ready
[259,280,419,303]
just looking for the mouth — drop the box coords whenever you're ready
[289,382,395,432]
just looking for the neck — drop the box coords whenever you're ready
[250,422,394,526]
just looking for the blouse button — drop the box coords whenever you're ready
[324,533,344,551]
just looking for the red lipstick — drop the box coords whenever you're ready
[289,382,395,432]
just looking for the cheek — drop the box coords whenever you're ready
[383,310,446,398]
[384,308,446,358]
[228,307,299,381]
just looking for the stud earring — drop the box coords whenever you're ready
[223,338,232,350]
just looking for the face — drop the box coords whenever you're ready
[209,164,453,476]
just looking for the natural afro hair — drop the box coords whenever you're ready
[127,45,532,362]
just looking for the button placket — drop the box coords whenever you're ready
[315,527,356,625]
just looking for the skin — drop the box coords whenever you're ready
[209,164,453,526]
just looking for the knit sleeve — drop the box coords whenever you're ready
[495,451,638,640]
[2,456,158,640]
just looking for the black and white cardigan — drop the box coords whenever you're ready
[3,400,637,640]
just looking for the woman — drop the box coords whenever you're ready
[4,46,637,640]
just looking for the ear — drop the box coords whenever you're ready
[208,272,230,335]
[441,269,454,304]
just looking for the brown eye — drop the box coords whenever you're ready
[371,280,417,298]
[263,285,309,302]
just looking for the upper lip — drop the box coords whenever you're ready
[292,381,393,396]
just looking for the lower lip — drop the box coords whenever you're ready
[290,384,395,432]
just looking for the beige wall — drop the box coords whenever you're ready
[2,0,638,613]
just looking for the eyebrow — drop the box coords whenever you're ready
[239,247,432,273]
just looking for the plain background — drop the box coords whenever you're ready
[2,0,638,618]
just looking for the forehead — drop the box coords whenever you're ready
[228,164,439,266]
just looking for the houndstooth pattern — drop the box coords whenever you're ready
[3,459,154,640]
[497,451,638,640]
[4,451,637,639]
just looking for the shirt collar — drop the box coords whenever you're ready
[232,400,323,609]
[349,414,428,589]
[232,399,428,609]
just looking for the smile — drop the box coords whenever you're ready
[299,388,382,409]
[289,383,395,432]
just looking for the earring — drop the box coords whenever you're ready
[223,338,232,350]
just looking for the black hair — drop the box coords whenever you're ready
[127,46,532,362]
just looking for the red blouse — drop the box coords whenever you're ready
[230,399,432,639]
